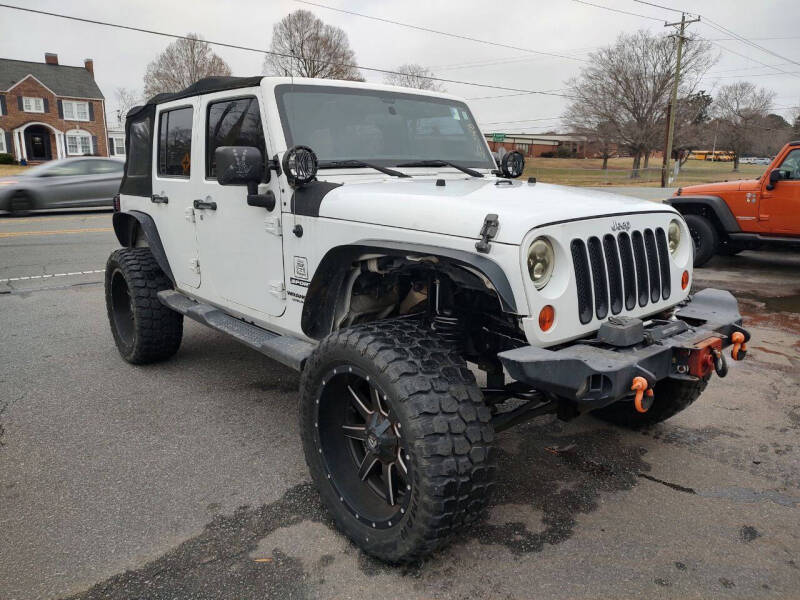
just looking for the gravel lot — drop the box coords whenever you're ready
[1,209,798,599]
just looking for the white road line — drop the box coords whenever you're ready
[0,269,104,284]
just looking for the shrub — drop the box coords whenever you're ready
[0,153,16,165]
[540,151,555,158]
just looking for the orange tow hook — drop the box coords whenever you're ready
[731,332,747,361]
[631,376,654,413]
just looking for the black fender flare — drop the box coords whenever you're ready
[664,195,740,233]
[112,210,175,283]
[300,241,519,339]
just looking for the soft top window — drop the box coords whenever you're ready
[120,104,155,197]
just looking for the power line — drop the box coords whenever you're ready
[479,116,564,125]
[571,0,663,22]
[468,90,570,100]
[576,0,800,80]
[0,3,576,99]
[633,0,800,69]
[295,0,589,63]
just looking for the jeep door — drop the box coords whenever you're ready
[762,147,800,235]
[193,92,285,317]
[152,100,201,289]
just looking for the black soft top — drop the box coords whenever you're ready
[120,76,263,197]
[126,76,264,120]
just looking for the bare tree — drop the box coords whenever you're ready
[143,33,231,98]
[263,10,363,81]
[113,87,142,126]
[564,30,715,177]
[383,64,445,91]
[715,81,775,170]
[563,104,617,169]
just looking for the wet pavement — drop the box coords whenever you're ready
[1,214,799,598]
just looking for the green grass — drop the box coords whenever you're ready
[522,157,766,187]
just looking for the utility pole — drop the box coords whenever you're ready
[661,13,700,188]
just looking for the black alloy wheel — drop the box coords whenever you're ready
[316,366,411,529]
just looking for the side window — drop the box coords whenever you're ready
[44,160,93,177]
[206,97,266,179]
[158,107,193,177]
[778,149,800,180]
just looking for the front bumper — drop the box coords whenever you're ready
[498,288,749,411]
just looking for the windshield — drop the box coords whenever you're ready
[275,84,495,170]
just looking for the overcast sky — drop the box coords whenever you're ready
[1,0,798,132]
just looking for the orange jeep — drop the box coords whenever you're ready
[666,140,800,266]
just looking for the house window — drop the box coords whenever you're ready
[23,97,44,113]
[110,136,125,156]
[63,100,90,122]
[0,129,6,154]
[66,130,92,155]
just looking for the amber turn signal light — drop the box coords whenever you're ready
[681,270,689,290]
[539,305,555,331]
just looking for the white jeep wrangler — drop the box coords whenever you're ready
[106,76,749,563]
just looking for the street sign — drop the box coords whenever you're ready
[492,133,505,142]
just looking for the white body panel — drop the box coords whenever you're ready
[119,76,693,349]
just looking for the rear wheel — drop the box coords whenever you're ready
[300,319,495,563]
[105,247,183,364]
[8,192,33,216]
[592,376,709,428]
[684,214,718,267]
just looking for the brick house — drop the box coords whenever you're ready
[0,53,108,163]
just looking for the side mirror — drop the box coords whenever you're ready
[215,146,275,211]
[215,146,266,188]
[766,168,783,190]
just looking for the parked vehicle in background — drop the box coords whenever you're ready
[753,157,772,165]
[0,157,123,214]
[667,140,800,266]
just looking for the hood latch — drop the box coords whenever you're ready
[475,213,499,254]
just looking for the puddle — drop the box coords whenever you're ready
[736,291,800,315]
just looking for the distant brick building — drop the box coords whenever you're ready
[485,133,620,159]
[0,53,108,162]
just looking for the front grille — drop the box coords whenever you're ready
[571,227,671,324]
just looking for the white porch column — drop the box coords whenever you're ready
[13,129,21,161]
[55,132,64,159]
[18,129,27,161]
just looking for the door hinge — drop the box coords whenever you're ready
[264,216,282,236]
[184,206,196,223]
[269,280,286,300]
[189,258,200,274]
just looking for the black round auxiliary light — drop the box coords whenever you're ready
[282,145,318,188]
[500,150,525,179]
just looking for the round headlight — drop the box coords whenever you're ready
[668,219,681,255]
[282,145,318,188]
[527,237,554,290]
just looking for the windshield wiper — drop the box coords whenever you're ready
[318,159,411,178]
[396,160,484,178]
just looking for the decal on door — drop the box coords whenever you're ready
[290,256,310,288]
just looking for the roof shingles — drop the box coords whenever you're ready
[0,58,104,99]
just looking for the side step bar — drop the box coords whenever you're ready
[157,290,314,371]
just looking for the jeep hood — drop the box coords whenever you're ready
[678,179,761,195]
[317,179,675,244]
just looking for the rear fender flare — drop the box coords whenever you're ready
[112,210,174,283]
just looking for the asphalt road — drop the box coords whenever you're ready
[1,208,799,599]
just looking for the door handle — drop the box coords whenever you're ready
[150,194,169,204]
[193,199,217,210]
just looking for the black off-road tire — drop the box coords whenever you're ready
[592,376,709,429]
[300,318,495,563]
[684,214,718,267]
[105,247,183,364]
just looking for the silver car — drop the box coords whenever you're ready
[0,157,124,214]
